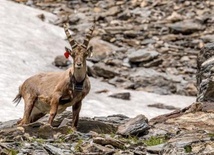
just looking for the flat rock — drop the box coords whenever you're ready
[89,37,120,62]
[43,144,66,155]
[201,34,214,43]
[117,114,149,136]
[93,63,120,78]
[128,49,159,64]
[168,20,205,34]
[93,137,124,149]
[147,144,165,154]
[108,92,131,100]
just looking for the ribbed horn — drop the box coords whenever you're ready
[63,23,77,49]
[82,25,95,49]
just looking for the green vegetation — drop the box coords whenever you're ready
[67,128,75,134]
[184,145,192,153]
[208,133,214,138]
[29,137,45,144]
[74,139,83,152]
[143,136,167,146]
[8,149,19,155]
[125,135,139,144]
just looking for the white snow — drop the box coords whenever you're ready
[0,0,196,122]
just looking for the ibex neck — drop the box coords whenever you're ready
[73,66,87,83]
[70,69,86,92]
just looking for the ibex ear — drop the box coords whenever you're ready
[87,46,93,57]
[65,47,74,58]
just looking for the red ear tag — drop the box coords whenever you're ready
[64,51,70,59]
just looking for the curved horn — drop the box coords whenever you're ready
[63,23,77,49]
[82,25,95,49]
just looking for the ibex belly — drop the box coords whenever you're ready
[30,93,84,120]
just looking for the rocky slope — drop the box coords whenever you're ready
[0,43,214,155]
[1,0,214,154]
[0,102,213,155]
[0,0,195,122]
[11,0,214,96]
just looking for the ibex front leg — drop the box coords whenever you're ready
[72,101,82,130]
[48,93,61,126]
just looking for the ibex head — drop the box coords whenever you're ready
[64,24,94,68]
[64,23,94,83]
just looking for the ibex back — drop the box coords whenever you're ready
[13,23,94,130]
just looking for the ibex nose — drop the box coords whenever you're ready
[76,62,82,67]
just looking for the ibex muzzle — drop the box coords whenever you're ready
[13,23,94,130]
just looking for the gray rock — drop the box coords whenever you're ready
[53,55,71,68]
[147,144,165,154]
[113,150,134,155]
[168,20,205,34]
[147,103,180,110]
[29,149,49,155]
[105,6,120,16]
[85,143,115,154]
[43,144,65,155]
[78,118,117,134]
[118,10,131,20]
[109,92,131,100]
[88,37,120,62]
[128,49,159,64]
[94,114,130,125]
[117,114,149,136]
[93,137,125,149]
[0,120,18,130]
[197,43,214,102]
[162,132,214,155]
[133,146,147,155]
[201,34,214,43]
[124,30,142,38]
[140,39,156,45]
[128,68,185,95]
[93,63,120,78]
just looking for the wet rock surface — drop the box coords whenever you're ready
[10,0,214,96]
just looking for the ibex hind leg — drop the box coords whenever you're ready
[18,96,37,126]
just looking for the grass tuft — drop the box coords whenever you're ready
[143,136,167,146]
[184,145,192,153]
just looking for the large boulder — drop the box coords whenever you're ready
[196,43,214,102]
[149,102,214,155]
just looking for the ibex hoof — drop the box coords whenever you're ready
[71,126,77,131]
[17,118,22,125]
[17,119,26,127]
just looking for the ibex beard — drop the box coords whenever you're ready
[13,23,94,130]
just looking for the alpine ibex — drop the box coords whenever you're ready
[13,23,94,130]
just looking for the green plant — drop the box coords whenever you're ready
[74,139,83,152]
[208,133,214,138]
[30,137,45,144]
[184,145,192,153]
[58,137,66,143]
[126,135,139,144]
[67,128,75,134]
[8,149,19,155]
[143,136,167,146]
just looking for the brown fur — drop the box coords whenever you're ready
[14,24,94,130]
